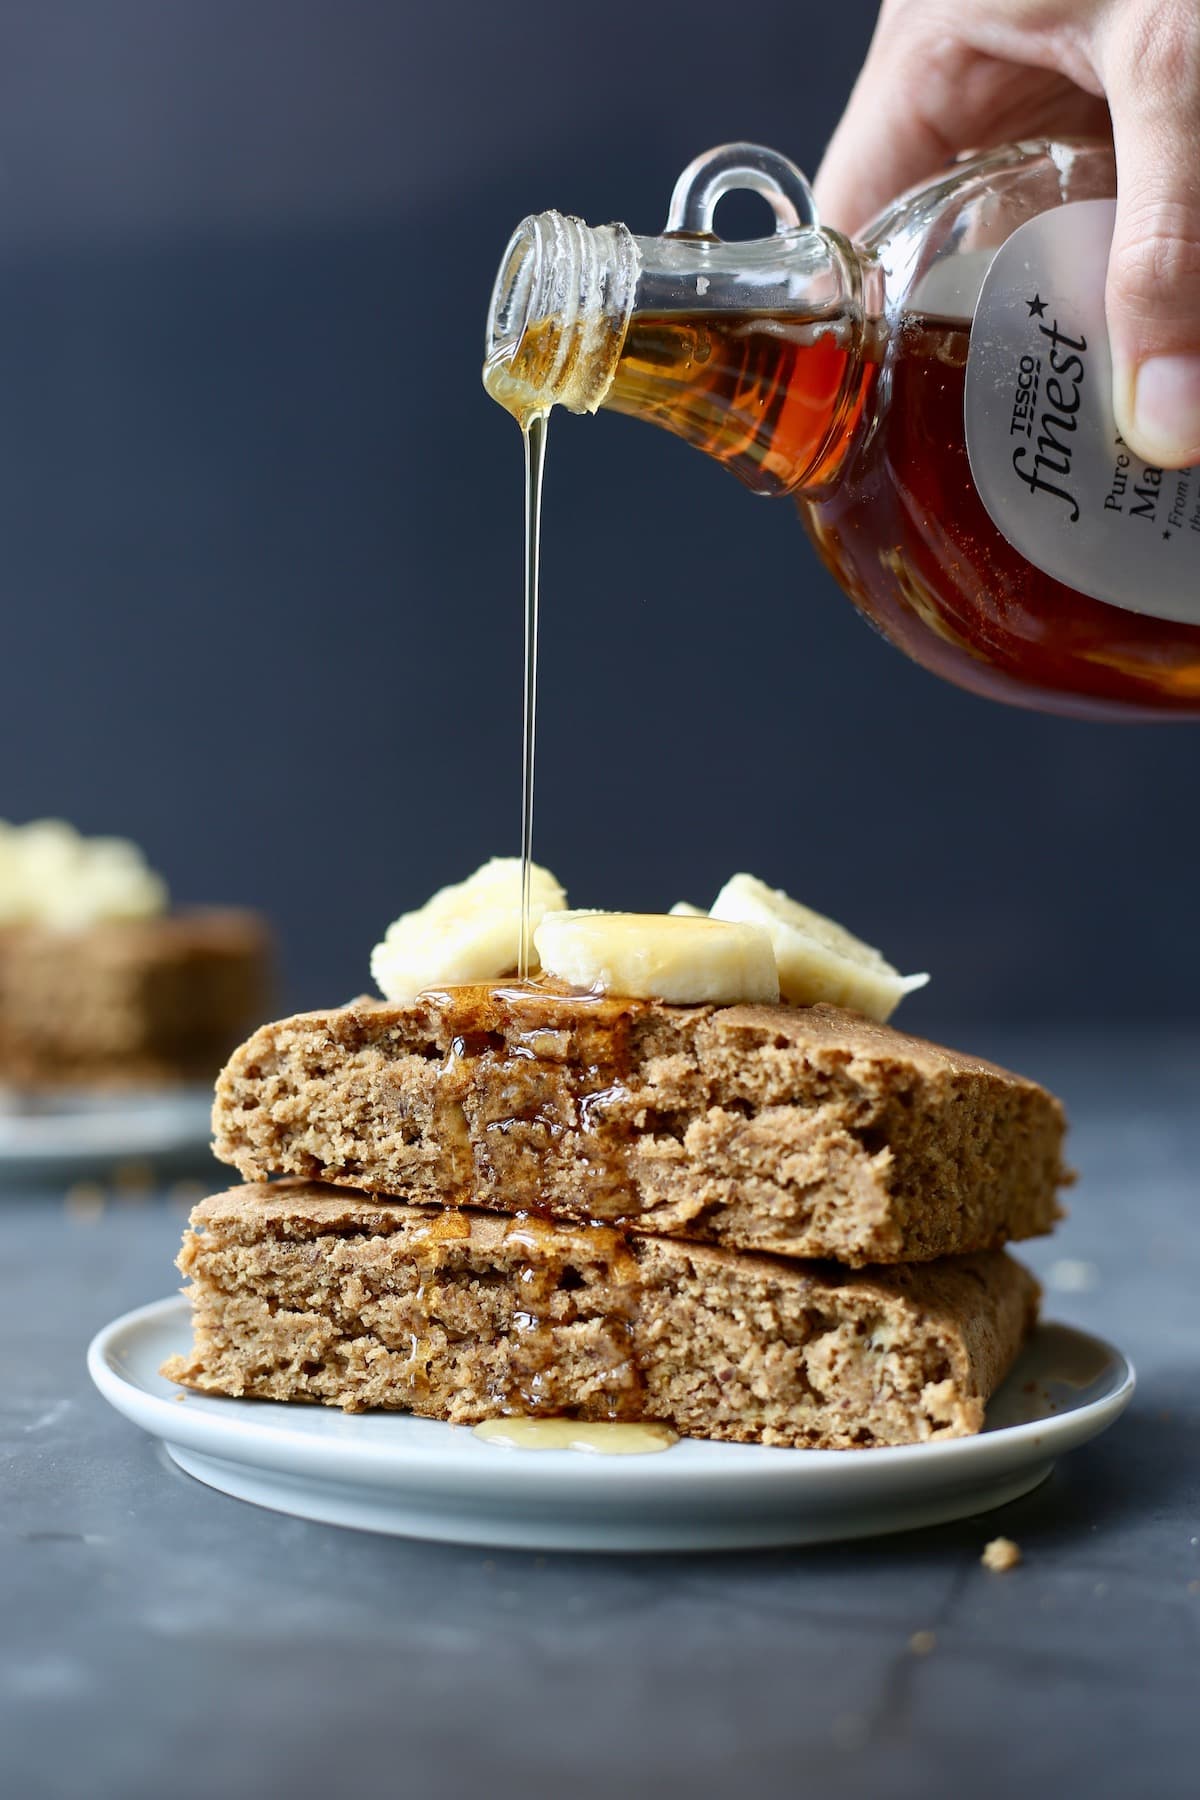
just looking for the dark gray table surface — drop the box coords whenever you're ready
[3,1032,1198,1800]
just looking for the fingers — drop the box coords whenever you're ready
[813,2,1101,235]
[1100,1,1200,467]
[813,6,967,234]
[819,0,1200,468]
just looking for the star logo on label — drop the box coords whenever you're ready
[1026,294,1048,318]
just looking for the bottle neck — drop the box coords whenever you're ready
[484,212,871,495]
[610,227,869,496]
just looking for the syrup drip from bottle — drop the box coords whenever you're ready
[518,409,548,979]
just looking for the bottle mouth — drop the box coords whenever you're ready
[483,211,640,424]
[485,217,545,368]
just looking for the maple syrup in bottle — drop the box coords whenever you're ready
[485,142,1200,720]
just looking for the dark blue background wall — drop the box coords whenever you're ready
[0,2,1193,1032]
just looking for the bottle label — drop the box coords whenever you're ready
[964,199,1200,624]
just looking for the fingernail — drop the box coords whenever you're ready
[1128,356,1200,467]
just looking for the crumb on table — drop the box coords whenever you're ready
[65,1183,106,1221]
[982,1536,1022,1573]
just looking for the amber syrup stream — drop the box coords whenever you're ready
[518,410,548,977]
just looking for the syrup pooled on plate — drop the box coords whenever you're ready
[472,1418,678,1453]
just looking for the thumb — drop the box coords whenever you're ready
[1103,6,1200,468]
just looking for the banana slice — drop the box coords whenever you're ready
[370,857,566,1003]
[710,873,927,1022]
[534,909,779,1004]
[0,817,167,927]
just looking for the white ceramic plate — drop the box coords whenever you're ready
[0,1087,212,1182]
[88,1296,1134,1552]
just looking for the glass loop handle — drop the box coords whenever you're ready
[665,143,819,238]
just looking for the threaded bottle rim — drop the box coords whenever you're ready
[484,211,640,423]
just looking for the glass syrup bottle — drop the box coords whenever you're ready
[484,141,1200,721]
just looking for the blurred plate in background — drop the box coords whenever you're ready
[0,1087,213,1184]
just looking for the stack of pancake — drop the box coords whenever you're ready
[164,985,1065,1449]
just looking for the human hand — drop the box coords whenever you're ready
[815,0,1200,469]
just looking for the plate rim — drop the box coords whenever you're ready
[88,1293,1137,1493]
[160,1442,1061,1552]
